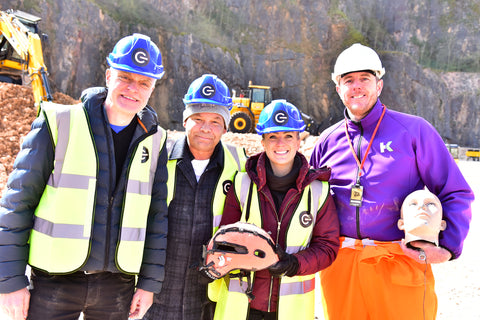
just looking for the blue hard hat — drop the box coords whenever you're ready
[183,74,232,108]
[107,33,164,79]
[256,99,306,135]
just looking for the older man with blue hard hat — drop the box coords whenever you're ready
[143,74,247,320]
[0,33,168,320]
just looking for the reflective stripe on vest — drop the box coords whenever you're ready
[214,172,329,320]
[29,101,166,274]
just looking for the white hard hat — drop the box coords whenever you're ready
[331,43,385,85]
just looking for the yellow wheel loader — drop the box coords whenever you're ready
[230,82,272,133]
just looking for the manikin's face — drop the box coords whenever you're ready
[398,190,446,245]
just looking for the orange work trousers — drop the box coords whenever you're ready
[320,237,437,320]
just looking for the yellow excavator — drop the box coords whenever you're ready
[229,81,321,135]
[0,9,53,112]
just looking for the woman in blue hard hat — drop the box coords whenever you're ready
[214,100,340,320]
[0,33,168,320]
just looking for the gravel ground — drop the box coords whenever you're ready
[432,160,480,320]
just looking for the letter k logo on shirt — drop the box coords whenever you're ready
[380,141,393,153]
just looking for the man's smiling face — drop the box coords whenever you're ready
[336,71,383,121]
[104,68,156,122]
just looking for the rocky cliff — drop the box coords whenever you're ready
[3,0,480,147]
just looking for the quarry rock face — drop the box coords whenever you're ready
[2,0,480,147]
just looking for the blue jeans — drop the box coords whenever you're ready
[28,269,135,320]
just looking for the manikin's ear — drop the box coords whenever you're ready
[440,220,447,231]
[397,219,404,230]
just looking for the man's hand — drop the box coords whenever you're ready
[401,240,452,264]
[0,287,30,320]
[129,288,153,319]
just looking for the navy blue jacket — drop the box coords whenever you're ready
[0,87,168,293]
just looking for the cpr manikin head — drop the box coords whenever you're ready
[398,190,446,246]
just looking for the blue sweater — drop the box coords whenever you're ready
[310,99,474,259]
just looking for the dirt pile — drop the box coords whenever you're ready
[0,83,80,193]
[0,83,320,194]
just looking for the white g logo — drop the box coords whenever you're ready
[299,211,313,228]
[131,48,150,67]
[222,180,232,195]
[273,111,288,125]
[201,84,216,98]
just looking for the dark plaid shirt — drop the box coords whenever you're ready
[145,137,225,320]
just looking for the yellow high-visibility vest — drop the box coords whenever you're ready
[166,143,246,301]
[28,101,166,274]
[214,171,329,320]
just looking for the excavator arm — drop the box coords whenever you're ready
[0,9,53,113]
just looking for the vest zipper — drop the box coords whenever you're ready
[261,191,279,313]
[267,219,282,312]
[104,195,114,270]
[355,124,364,239]
[264,190,299,313]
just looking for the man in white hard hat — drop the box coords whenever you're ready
[310,43,474,320]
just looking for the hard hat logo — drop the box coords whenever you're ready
[273,110,289,125]
[200,84,216,98]
[132,48,150,67]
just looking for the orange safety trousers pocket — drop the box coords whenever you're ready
[320,237,437,320]
[358,241,427,287]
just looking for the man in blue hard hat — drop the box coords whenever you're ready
[143,74,247,320]
[0,33,168,320]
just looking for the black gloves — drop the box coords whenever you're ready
[191,254,216,285]
[268,245,299,277]
[198,266,216,284]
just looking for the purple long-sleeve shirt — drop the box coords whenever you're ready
[310,99,474,259]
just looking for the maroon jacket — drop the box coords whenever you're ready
[220,152,340,312]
